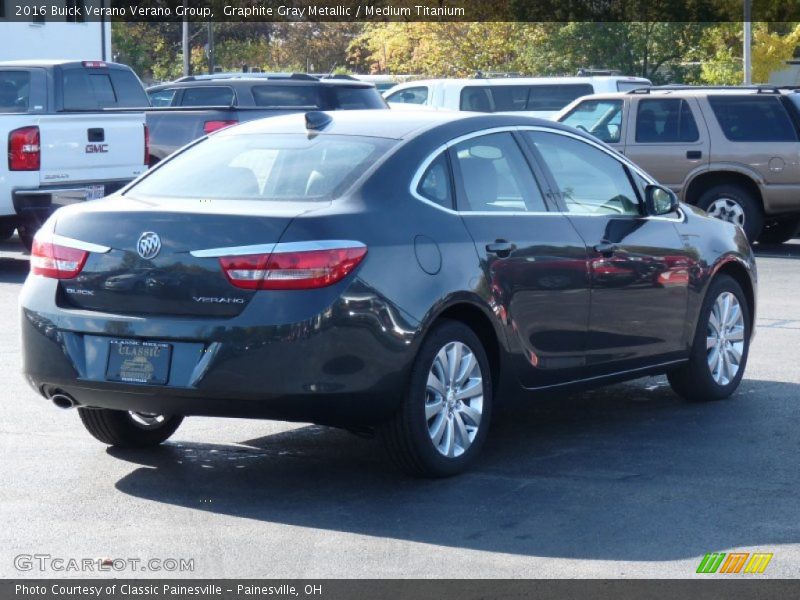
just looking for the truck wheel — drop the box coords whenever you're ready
[758,217,800,245]
[17,223,35,252]
[78,407,183,448]
[668,274,750,402]
[379,320,492,477]
[697,184,763,243]
[0,225,15,242]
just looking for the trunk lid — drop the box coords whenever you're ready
[53,196,320,317]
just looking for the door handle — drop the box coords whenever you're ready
[593,242,618,257]
[686,150,702,159]
[486,240,515,258]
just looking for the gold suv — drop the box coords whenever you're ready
[557,86,800,243]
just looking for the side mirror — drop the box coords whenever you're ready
[644,185,678,216]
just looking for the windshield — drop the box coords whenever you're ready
[559,99,624,143]
[127,134,395,201]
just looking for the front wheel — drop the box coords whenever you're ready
[668,274,751,402]
[78,407,183,447]
[379,320,492,477]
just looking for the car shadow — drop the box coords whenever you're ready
[755,240,800,259]
[110,376,799,561]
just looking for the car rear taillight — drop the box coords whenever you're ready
[8,126,40,171]
[203,120,238,135]
[30,238,88,279]
[219,244,367,290]
[143,124,150,165]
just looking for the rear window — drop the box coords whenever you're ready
[179,86,235,107]
[459,84,593,113]
[252,85,321,108]
[0,70,30,113]
[128,134,395,202]
[331,86,386,109]
[616,80,651,92]
[708,95,797,142]
[61,67,148,110]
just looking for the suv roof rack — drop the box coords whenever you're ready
[173,72,319,83]
[628,84,784,94]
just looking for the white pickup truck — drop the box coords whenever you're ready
[0,60,148,248]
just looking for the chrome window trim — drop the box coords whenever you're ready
[190,240,365,258]
[51,235,111,254]
[409,124,684,222]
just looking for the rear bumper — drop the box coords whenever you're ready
[20,277,421,427]
[13,180,131,218]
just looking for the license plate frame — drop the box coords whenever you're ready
[105,339,172,385]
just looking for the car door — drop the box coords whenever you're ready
[446,131,591,388]
[624,96,710,196]
[523,130,691,372]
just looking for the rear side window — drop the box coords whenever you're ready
[416,153,453,209]
[451,132,547,212]
[0,70,30,113]
[252,85,320,108]
[179,86,235,107]
[128,134,395,201]
[459,84,594,113]
[148,88,177,107]
[386,86,428,104]
[331,87,386,109]
[708,96,797,142]
[559,99,624,143]
[636,99,699,143]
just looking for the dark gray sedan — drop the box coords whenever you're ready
[20,110,756,476]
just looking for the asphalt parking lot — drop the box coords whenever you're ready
[1,237,798,579]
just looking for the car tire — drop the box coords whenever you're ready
[78,407,183,447]
[757,216,800,245]
[17,223,35,252]
[379,319,492,477]
[668,274,750,402]
[697,184,763,243]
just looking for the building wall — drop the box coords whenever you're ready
[0,20,112,62]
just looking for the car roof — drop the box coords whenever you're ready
[577,87,796,101]
[0,59,128,69]
[148,77,374,92]
[388,76,651,89]
[217,109,579,141]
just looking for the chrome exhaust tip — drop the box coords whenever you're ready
[50,393,77,409]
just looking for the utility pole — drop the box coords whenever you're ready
[207,22,215,74]
[182,19,190,77]
[743,0,752,85]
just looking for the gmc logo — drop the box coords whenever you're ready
[85,143,108,154]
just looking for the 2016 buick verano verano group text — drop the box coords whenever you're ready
[20,110,756,476]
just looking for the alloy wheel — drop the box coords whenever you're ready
[706,198,745,228]
[706,292,745,386]
[424,341,484,458]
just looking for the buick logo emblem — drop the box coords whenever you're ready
[136,232,162,260]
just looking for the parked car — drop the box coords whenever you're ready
[21,110,755,477]
[0,60,149,248]
[383,75,651,118]
[145,74,387,165]
[556,86,800,243]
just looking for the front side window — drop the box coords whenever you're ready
[451,132,546,212]
[128,134,395,202]
[180,86,235,107]
[708,95,797,142]
[0,70,30,112]
[559,99,624,143]
[527,132,640,216]
[417,153,453,209]
[386,86,428,105]
[636,99,699,143]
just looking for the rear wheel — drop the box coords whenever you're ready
[758,216,800,245]
[668,274,750,402]
[379,320,492,477]
[78,407,183,447]
[697,184,763,243]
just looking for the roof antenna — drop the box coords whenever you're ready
[305,111,332,130]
